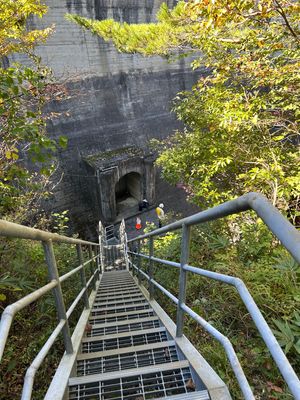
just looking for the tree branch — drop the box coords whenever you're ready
[273,0,300,41]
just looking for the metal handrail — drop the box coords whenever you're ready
[129,260,254,399]
[0,220,100,399]
[0,219,96,246]
[128,192,300,263]
[105,224,115,242]
[127,192,300,399]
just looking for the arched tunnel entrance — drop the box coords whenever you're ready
[83,147,155,222]
[115,172,142,215]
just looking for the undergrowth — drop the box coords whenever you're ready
[0,236,94,399]
[139,213,300,399]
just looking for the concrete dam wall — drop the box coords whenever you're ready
[12,0,200,238]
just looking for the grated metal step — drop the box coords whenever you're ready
[156,392,210,400]
[67,270,211,400]
[86,318,161,337]
[89,310,156,325]
[69,362,197,400]
[77,343,179,376]
[91,304,150,316]
[100,278,135,284]
[78,341,176,361]
[94,294,146,308]
[97,287,140,296]
[100,281,135,286]
[94,294,145,304]
[81,328,169,353]
[96,290,142,300]
[93,297,147,309]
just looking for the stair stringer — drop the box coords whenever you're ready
[134,277,232,400]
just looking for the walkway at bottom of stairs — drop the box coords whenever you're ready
[68,270,210,400]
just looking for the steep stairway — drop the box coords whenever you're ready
[68,270,210,400]
[2,194,299,399]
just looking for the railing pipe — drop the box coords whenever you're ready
[99,241,104,274]
[181,303,254,400]
[183,264,300,399]
[0,280,57,361]
[176,223,191,337]
[76,244,89,309]
[43,240,73,354]
[0,219,97,246]
[128,251,180,269]
[148,237,154,300]
[132,264,178,305]
[66,269,98,319]
[132,260,253,398]
[21,319,66,400]
[151,277,178,305]
[88,245,96,290]
[59,255,98,284]
[94,247,101,277]
[137,240,141,285]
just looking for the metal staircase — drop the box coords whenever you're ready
[68,270,210,400]
[1,193,300,400]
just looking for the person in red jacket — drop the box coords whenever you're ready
[135,217,142,230]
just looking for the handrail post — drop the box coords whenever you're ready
[88,245,96,290]
[137,240,141,285]
[76,244,90,308]
[99,242,104,274]
[149,237,154,300]
[176,223,191,337]
[94,246,101,277]
[42,240,73,354]
[130,243,135,276]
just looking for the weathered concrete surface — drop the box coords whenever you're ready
[11,0,201,238]
[84,146,156,222]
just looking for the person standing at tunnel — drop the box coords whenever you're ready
[155,203,165,228]
[138,198,149,212]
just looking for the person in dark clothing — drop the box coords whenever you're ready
[138,198,149,211]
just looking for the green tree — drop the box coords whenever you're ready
[0,0,67,221]
[67,0,300,216]
[67,4,300,397]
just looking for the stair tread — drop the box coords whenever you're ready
[94,295,146,306]
[156,391,210,400]
[96,290,142,298]
[77,340,176,360]
[82,326,167,343]
[89,308,154,320]
[98,286,139,293]
[87,316,159,329]
[92,300,148,312]
[69,360,190,386]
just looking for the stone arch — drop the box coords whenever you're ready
[84,147,155,223]
[115,172,142,216]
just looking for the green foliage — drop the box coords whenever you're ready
[0,1,68,221]
[145,217,299,397]
[69,0,300,216]
[273,312,300,355]
[0,234,84,399]
[0,0,52,55]
[52,210,70,234]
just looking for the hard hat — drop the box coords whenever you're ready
[159,203,164,208]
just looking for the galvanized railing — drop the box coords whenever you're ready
[0,220,101,400]
[104,224,115,243]
[127,192,300,400]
